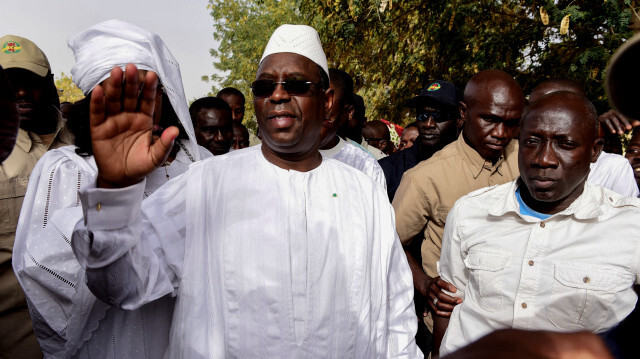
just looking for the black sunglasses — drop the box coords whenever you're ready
[417,111,452,123]
[251,79,321,98]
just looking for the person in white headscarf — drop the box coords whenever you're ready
[12,20,211,358]
[54,24,422,358]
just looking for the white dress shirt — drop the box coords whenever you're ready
[13,143,211,358]
[68,145,421,358]
[320,136,387,190]
[589,151,638,197]
[438,179,640,356]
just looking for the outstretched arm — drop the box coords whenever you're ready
[68,65,188,310]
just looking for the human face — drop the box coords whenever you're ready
[362,125,389,153]
[0,67,19,162]
[518,99,601,214]
[462,86,523,162]
[254,53,332,164]
[398,126,418,151]
[415,104,459,150]
[624,131,640,190]
[220,93,245,123]
[5,68,51,124]
[194,107,233,155]
[232,124,250,150]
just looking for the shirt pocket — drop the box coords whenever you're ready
[463,248,511,312]
[547,262,634,331]
[0,177,27,243]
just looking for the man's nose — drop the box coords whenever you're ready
[214,130,225,141]
[534,142,559,168]
[270,83,291,103]
[424,116,437,128]
[491,122,507,139]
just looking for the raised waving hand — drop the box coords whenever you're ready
[90,64,179,188]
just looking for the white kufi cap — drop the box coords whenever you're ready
[260,24,329,79]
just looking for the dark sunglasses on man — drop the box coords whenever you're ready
[416,110,452,123]
[251,79,323,98]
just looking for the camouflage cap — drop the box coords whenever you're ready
[0,35,50,77]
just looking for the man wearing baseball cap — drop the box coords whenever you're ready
[379,80,464,201]
[0,35,72,357]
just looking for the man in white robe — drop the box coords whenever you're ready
[12,20,210,358]
[61,24,420,358]
[318,68,386,189]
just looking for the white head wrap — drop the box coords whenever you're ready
[260,24,329,79]
[68,19,200,160]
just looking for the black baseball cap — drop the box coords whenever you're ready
[407,80,462,108]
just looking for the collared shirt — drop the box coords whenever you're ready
[379,143,432,201]
[65,145,421,358]
[393,134,519,278]
[319,136,387,190]
[0,109,72,358]
[438,180,640,355]
[588,151,639,197]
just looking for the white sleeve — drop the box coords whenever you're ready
[381,190,422,358]
[438,201,467,300]
[12,149,99,356]
[612,159,639,197]
[386,234,424,358]
[373,162,388,191]
[71,173,188,310]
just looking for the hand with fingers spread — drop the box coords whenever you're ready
[427,276,461,317]
[599,109,640,135]
[90,64,179,188]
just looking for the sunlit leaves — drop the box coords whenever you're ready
[55,72,84,103]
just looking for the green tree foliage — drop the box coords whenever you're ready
[55,72,84,103]
[206,0,636,126]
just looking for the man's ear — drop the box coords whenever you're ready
[459,100,467,123]
[380,140,389,153]
[591,137,604,163]
[324,87,335,119]
[456,101,466,129]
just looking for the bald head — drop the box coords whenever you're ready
[529,79,585,104]
[461,69,525,161]
[362,120,391,154]
[464,69,525,106]
[523,91,599,140]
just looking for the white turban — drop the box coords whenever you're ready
[68,19,200,160]
[260,24,329,79]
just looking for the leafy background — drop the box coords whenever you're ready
[203,0,639,134]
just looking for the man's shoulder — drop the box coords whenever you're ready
[597,151,628,164]
[404,141,460,178]
[190,145,261,172]
[378,144,413,167]
[589,182,640,212]
[456,182,512,207]
[341,141,377,162]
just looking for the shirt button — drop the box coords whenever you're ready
[528,260,534,266]
[583,277,590,283]
[609,197,613,202]
[96,203,102,212]
[521,302,527,309]
[540,222,545,228]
